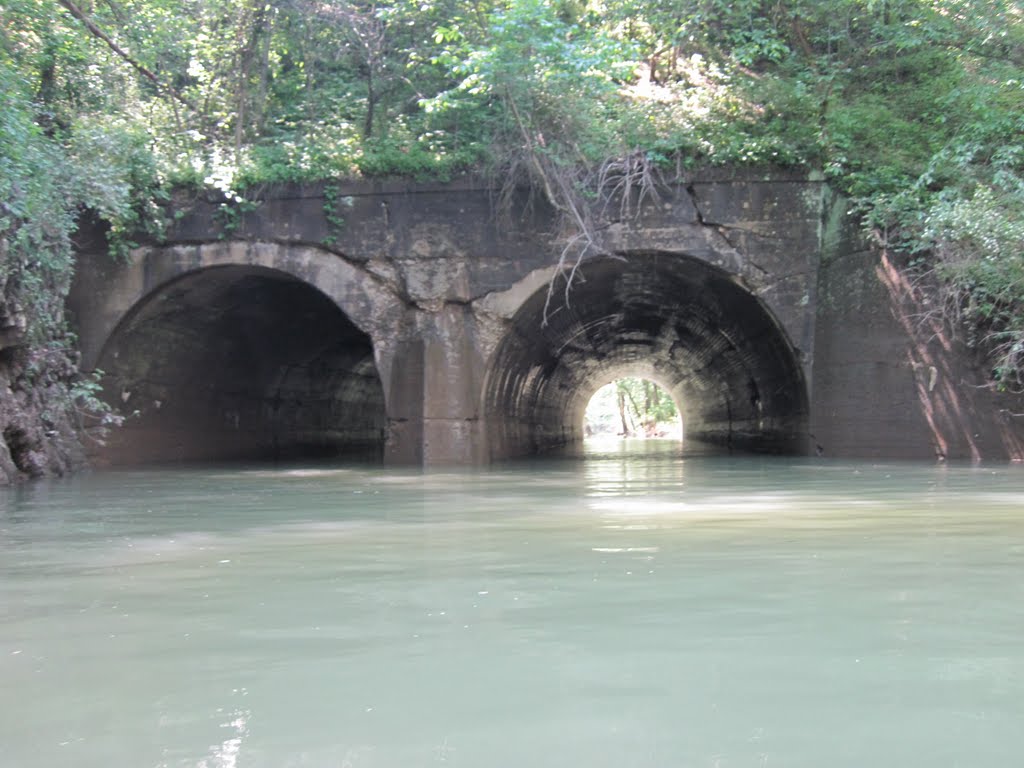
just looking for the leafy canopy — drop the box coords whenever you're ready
[1,0,1023,384]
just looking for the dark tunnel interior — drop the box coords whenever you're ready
[483,252,810,459]
[96,266,386,465]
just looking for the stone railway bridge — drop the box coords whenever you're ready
[69,170,1024,465]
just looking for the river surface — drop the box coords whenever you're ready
[2,441,1024,768]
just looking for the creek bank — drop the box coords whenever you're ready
[0,303,87,485]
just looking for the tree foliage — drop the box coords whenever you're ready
[1,0,1023,387]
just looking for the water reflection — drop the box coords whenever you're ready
[579,438,686,497]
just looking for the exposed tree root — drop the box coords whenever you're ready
[490,109,669,325]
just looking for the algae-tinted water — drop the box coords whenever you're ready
[3,443,1023,767]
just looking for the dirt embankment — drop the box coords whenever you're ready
[0,301,86,484]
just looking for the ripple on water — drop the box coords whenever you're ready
[2,458,1024,768]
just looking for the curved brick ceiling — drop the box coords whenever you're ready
[483,252,809,459]
[97,266,386,464]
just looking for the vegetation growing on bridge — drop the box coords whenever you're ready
[0,0,1022,475]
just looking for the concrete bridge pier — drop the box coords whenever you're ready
[379,336,425,465]
[420,303,489,465]
[380,304,488,466]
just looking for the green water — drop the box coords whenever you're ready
[2,442,1024,767]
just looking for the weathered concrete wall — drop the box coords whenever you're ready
[68,171,1024,465]
[810,193,1024,460]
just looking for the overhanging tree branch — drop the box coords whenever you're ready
[56,0,197,111]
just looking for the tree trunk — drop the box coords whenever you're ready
[617,390,631,436]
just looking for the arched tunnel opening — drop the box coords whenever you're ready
[483,252,810,460]
[95,266,387,465]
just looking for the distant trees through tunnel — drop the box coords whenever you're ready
[584,378,681,440]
